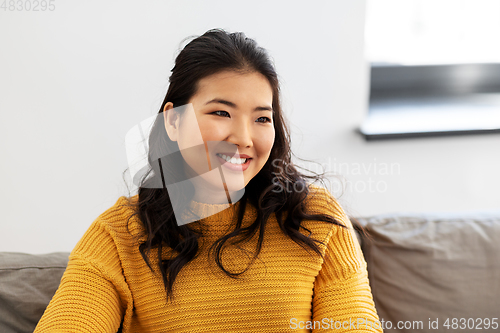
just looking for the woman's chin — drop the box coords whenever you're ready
[192,191,242,205]
[187,177,239,202]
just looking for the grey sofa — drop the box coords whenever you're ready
[353,212,500,332]
[1,212,499,333]
[0,252,69,333]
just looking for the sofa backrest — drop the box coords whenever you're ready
[354,212,500,333]
[0,252,69,333]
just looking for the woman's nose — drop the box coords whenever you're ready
[227,120,253,148]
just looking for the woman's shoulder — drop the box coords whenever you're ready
[305,183,332,200]
[81,195,143,243]
[304,184,344,215]
[70,195,144,260]
[302,184,360,258]
[94,195,139,224]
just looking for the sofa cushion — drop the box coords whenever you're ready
[0,252,69,333]
[354,212,500,332]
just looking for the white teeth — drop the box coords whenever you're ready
[217,154,247,165]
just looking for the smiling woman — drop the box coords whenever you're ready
[34,29,383,333]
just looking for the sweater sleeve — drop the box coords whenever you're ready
[309,189,383,333]
[34,211,132,333]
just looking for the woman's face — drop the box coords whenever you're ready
[163,70,275,203]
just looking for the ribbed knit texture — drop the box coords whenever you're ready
[34,187,382,332]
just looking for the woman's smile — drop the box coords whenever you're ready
[215,153,252,171]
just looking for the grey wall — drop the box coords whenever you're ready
[1,0,498,254]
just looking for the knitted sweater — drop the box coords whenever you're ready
[35,187,383,332]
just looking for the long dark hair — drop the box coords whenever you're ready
[125,29,344,299]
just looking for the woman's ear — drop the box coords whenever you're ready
[163,102,180,141]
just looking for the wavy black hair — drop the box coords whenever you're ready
[125,29,344,300]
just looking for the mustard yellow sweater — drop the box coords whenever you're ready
[35,187,383,332]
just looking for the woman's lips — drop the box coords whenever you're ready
[215,153,251,171]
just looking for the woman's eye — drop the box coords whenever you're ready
[212,110,230,117]
[256,116,272,123]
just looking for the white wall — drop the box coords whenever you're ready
[1,0,498,254]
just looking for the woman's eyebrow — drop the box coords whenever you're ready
[255,106,273,112]
[205,98,273,112]
[205,98,236,108]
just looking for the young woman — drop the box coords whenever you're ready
[35,29,383,332]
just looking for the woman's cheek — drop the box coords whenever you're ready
[198,121,225,142]
[257,128,275,155]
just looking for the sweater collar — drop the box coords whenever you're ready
[187,199,260,235]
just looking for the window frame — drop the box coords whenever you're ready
[359,62,500,140]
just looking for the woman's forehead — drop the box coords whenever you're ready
[192,71,273,106]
